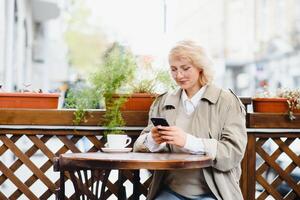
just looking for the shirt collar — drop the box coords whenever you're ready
[181,85,207,106]
[162,84,221,110]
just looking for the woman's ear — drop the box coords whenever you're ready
[199,69,203,75]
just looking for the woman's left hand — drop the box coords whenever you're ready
[157,125,187,147]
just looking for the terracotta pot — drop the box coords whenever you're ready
[252,98,300,113]
[110,93,157,111]
[0,92,60,109]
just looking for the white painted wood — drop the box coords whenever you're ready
[0,0,5,83]
[4,0,15,91]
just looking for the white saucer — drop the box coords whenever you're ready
[101,147,132,153]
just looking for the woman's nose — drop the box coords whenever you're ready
[176,71,184,78]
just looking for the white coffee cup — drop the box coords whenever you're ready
[106,134,132,149]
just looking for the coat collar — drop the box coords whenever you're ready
[163,84,221,108]
[201,84,222,104]
[162,87,182,109]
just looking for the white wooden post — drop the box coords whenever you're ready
[4,0,15,91]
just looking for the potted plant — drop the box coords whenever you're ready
[113,69,175,111]
[91,42,137,148]
[253,88,300,120]
[65,42,136,125]
[65,43,176,124]
[0,85,60,109]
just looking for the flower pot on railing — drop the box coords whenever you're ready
[0,92,60,109]
[252,98,300,113]
[108,93,157,111]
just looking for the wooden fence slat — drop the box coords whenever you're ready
[247,134,256,200]
[0,191,8,200]
[86,135,104,151]
[256,145,300,197]
[0,161,39,200]
[257,138,296,200]
[274,138,300,166]
[9,135,51,199]
[256,174,283,199]
[122,170,149,197]
[11,135,81,199]
[266,162,298,199]
[0,135,22,184]
[58,136,81,153]
[0,135,57,193]
[39,190,55,200]
[0,135,20,155]
[28,135,56,160]
[256,138,293,176]
[285,189,298,200]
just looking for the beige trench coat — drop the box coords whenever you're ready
[133,84,247,200]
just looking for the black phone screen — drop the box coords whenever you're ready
[150,117,170,127]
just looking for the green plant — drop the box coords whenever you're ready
[65,43,137,128]
[130,69,176,94]
[91,43,137,134]
[131,79,156,94]
[64,43,177,127]
[64,86,100,125]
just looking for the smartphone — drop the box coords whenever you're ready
[150,117,170,127]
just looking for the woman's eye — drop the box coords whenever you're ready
[171,68,177,72]
[183,67,190,71]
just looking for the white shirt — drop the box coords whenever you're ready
[145,85,216,157]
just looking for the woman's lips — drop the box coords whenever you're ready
[178,80,188,84]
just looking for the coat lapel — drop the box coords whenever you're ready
[192,100,210,139]
[162,88,182,126]
[191,84,222,139]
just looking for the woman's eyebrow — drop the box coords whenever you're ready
[170,64,188,68]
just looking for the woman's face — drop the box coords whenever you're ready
[169,57,202,95]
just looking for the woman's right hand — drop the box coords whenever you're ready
[151,126,165,144]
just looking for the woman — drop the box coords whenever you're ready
[133,40,247,200]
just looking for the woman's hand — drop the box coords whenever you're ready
[157,126,187,147]
[151,126,165,144]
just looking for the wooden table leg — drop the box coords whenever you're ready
[133,170,140,200]
[59,171,65,200]
[100,169,111,200]
[118,170,126,200]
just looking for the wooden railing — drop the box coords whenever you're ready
[242,113,300,200]
[0,110,148,200]
[0,107,299,199]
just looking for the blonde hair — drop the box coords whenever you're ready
[169,40,214,86]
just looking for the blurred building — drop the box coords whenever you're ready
[0,0,69,92]
[167,0,300,95]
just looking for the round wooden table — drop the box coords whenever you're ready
[59,152,212,170]
[56,152,212,200]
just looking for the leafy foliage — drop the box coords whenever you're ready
[64,86,100,125]
[130,69,176,94]
[91,43,137,134]
[92,43,136,98]
[103,97,127,135]
[277,88,300,120]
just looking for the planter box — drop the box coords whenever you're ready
[0,93,60,109]
[252,98,300,113]
[110,93,157,111]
